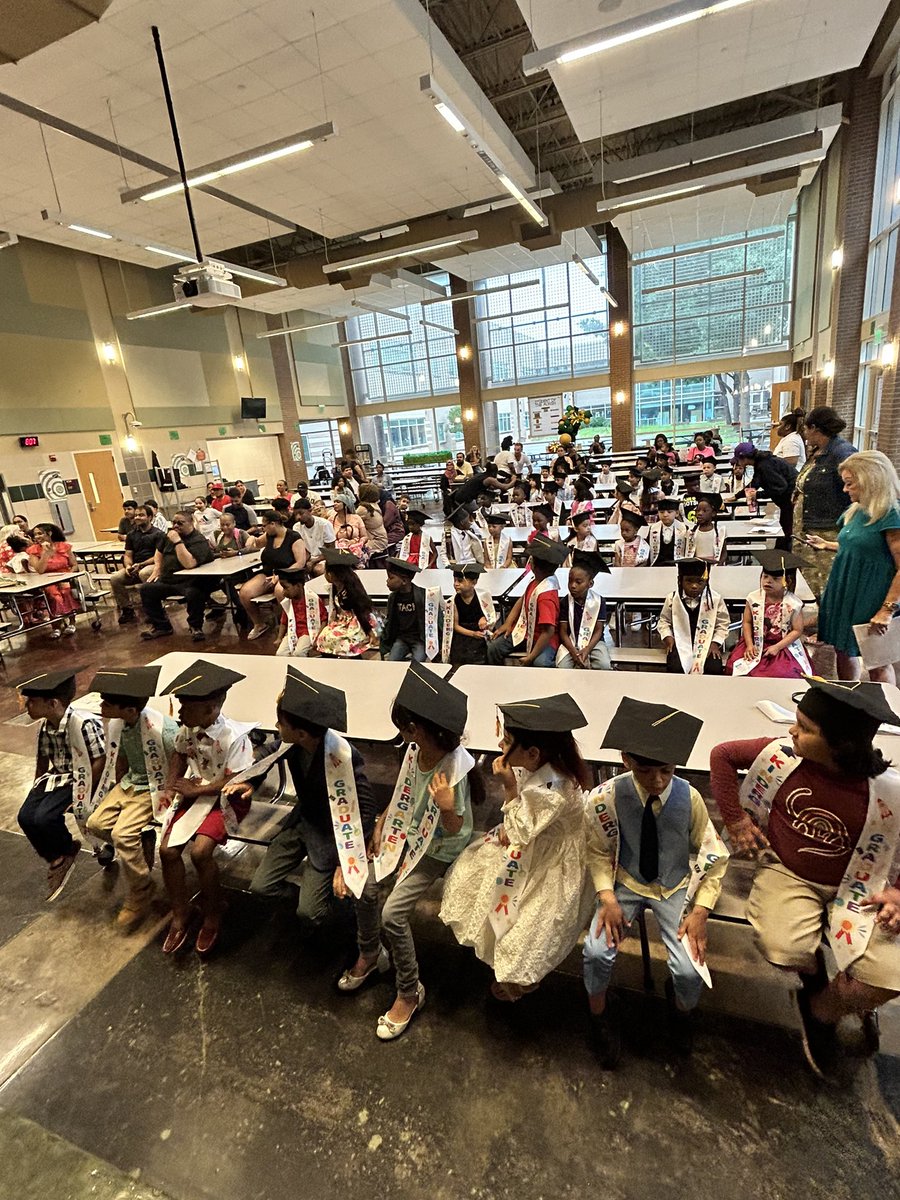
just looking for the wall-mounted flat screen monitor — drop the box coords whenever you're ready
[241,397,266,420]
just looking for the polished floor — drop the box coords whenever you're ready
[0,595,897,1200]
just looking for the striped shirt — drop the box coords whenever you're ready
[37,708,105,791]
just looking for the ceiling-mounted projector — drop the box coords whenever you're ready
[173,262,242,306]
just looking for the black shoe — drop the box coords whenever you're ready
[590,1006,621,1069]
[861,1010,880,1057]
[140,625,174,640]
[191,629,206,642]
[118,607,135,625]
[796,982,837,1078]
[665,978,695,1056]
[95,843,115,868]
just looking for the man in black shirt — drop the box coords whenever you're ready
[139,511,215,641]
[116,500,138,542]
[224,488,260,532]
[109,504,165,623]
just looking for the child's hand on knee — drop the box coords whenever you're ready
[678,906,709,965]
[596,891,625,947]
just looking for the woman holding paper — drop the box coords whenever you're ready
[810,451,900,685]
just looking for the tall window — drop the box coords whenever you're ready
[476,255,611,387]
[865,67,900,319]
[634,367,788,441]
[345,272,459,403]
[632,227,794,366]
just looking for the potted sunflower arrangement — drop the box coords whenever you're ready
[549,403,592,452]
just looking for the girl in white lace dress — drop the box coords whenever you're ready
[440,694,595,1001]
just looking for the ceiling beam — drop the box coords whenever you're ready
[459,28,532,62]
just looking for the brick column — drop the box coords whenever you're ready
[606,226,635,451]
[449,275,485,458]
[265,315,311,484]
[828,71,882,424]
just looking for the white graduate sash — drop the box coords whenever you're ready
[374,743,474,882]
[738,740,900,971]
[422,585,442,662]
[440,586,496,663]
[101,708,170,820]
[67,708,104,839]
[567,534,597,559]
[228,732,369,898]
[484,531,511,569]
[510,504,533,529]
[614,538,650,567]
[575,590,604,651]
[731,590,812,678]
[304,580,332,640]
[159,720,255,847]
[511,575,557,651]
[587,778,729,979]
[671,590,722,675]
[399,530,432,570]
[550,496,566,526]
[486,825,536,940]
[648,522,687,565]
[280,596,300,655]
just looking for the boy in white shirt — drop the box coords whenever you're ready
[698,460,725,494]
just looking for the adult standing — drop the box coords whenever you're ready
[772,410,806,467]
[493,436,515,476]
[510,442,532,478]
[792,406,857,598]
[811,451,900,683]
[731,441,798,542]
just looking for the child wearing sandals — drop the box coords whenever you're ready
[440,694,594,1001]
[347,664,479,1040]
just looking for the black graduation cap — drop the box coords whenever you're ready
[406,509,428,525]
[485,512,509,526]
[528,533,569,566]
[449,561,485,578]
[683,471,701,482]
[676,557,710,578]
[800,677,900,726]
[532,503,555,522]
[571,549,611,575]
[642,468,662,484]
[570,509,593,525]
[15,667,80,696]
[395,662,467,735]
[614,480,634,498]
[385,556,418,577]
[619,510,646,529]
[275,567,306,584]
[542,481,559,495]
[322,546,360,569]
[753,550,804,575]
[657,498,681,513]
[698,492,723,511]
[162,660,245,698]
[91,666,162,700]
[499,694,587,733]
[602,696,703,766]
[280,665,347,731]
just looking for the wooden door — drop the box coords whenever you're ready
[73,450,123,540]
[769,381,802,447]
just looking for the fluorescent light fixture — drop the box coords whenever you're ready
[420,75,468,133]
[332,330,412,349]
[435,102,466,133]
[208,258,286,287]
[351,299,411,323]
[474,302,568,323]
[359,224,411,243]
[603,289,619,309]
[121,123,335,203]
[126,302,191,320]
[420,319,459,335]
[143,244,192,261]
[322,231,479,275]
[598,184,705,213]
[497,174,548,227]
[642,268,764,295]
[523,0,757,74]
[572,254,600,286]
[256,317,347,339]
[830,246,844,270]
[422,279,539,306]
[69,222,113,239]
[463,187,556,218]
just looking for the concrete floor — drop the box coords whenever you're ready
[0,589,897,1200]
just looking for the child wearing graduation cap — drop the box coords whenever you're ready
[647,498,688,565]
[86,666,179,930]
[566,510,598,557]
[528,504,558,542]
[396,509,436,570]
[441,694,595,1002]
[726,552,812,679]
[157,661,255,955]
[583,697,729,1065]
[686,494,725,562]
[657,559,730,675]
[508,484,533,530]
[487,533,568,667]
[380,557,442,663]
[613,510,650,567]
[443,562,496,666]
[437,507,487,568]
[274,567,326,658]
[308,547,377,658]
[557,550,612,670]
[483,512,514,568]
[16,668,106,901]
[608,480,641,526]
[710,678,900,1076]
[362,664,480,1040]
[541,480,568,527]
[222,667,382,976]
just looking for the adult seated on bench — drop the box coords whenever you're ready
[139,511,215,642]
[109,504,165,625]
[710,678,900,1078]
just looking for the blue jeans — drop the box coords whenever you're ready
[486,634,557,667]
[386,639,426,662]
[582,883,703,1011]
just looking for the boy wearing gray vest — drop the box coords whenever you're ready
[583,697,729,1067]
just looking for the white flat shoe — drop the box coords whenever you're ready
[337,947,390,992]
[247,625,268,641]
[376,982,425,1041]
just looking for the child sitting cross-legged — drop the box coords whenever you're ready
[487,534,567,667]
[557,549,612,670]
[583,697,729,1066]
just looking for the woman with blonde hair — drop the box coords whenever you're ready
[810,450,900,682]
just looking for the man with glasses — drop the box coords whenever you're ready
[139,511,215,642]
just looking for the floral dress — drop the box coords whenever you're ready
[314,591,374,657]
[27,543,79,616]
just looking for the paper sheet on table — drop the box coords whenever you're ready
[852,618,900,670]
[680,932,712,987]
[756,699,794,723]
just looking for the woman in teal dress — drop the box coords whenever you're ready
[810,451,900,684]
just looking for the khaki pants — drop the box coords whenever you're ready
[109,563,154,610]
[86,784,154,902]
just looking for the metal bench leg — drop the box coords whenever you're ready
[637,908,654,992]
